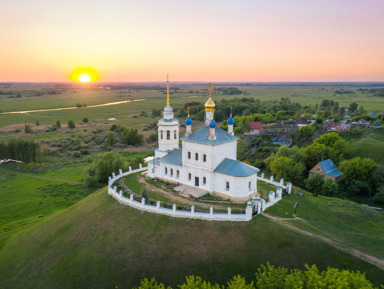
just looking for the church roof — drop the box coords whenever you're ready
[318,159,342,178]
[158,149,183,166]
[214,158,259,177]
[181,126,238,145]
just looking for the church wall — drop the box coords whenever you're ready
[182,141,237,172]
[213,173,257,201]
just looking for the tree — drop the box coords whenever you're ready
[67,120,76,129]
[24,124,34,134]
[122,128,144,146]
[56,120,61,128]
[35,120,40,126]
[302,143,333,169]
[299,125,313,138]
[141,189,149,202]
[305,173,324,195]
[82,152,129,187]
[104,131,117,147]
[265,146,306,169]
[321,179,338,197]
[339,157,378,197]
[349,102,358,113]
[83,117,89,123]
[269,156,306,184]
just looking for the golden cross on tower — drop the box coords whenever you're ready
[208,82,212,97]
[166,74,170,106]
[187,105,190,117]
[230,106,233,117]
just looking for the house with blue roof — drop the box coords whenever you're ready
[147,81,260,201]
[309,159,343,183]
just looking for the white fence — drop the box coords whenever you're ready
[108,167,291,222]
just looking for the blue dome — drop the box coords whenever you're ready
[185,116,192,125]
[209,118,216,128]
[204,117,207,121]
[227,116,234,125]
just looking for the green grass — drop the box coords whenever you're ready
[0,189,383,289]
[266,189,384,260]
[0,166,92,250]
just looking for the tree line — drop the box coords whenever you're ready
[0,139,40,163]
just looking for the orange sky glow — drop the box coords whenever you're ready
[0,0,383,82]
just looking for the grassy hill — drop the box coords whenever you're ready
[0,188,383,289]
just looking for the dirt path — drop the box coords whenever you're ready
[262,213,384,271]
[137,177,227,210]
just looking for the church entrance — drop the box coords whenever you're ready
[195,177,199,187]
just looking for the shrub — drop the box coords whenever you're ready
[80,149,90,155]
[68,120,76,129]
[24,124,34,134]
[35,120,40,126]
[83,117,89,123]
[56,120,61,128]
[73,152,81,158]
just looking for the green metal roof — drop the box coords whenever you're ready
[214,158,259,177]
[180,126,238,146]
[158,149,183,166]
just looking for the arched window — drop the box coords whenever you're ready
[176,170,179,178]
[170,168,173,176]
[165,167,168,175]
[167,130,170,140]
[160,131,163,140]
[174,130,177,139]
[249,181,251,190]
[203,177,206,185]
[226,181,230,190]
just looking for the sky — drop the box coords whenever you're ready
[0,0,383,82]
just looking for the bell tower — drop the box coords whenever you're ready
[155,75,180,158]
[204,83,215,125]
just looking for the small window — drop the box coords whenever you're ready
[174,130,177,139]
[165,167,168,175]
[167,130,170,140]
[152,168,155,173]
[176,170,179,178]
[188,173,191,180]
[226,181,230,190]
[195,153,198,161]
[160,131,163,140]
[203,154,206,162]
[188,152,191,159]
[170,168,173,176]
[249,181,251,190]
[316,168,320,172]
[203,177,206,185]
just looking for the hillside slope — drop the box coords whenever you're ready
[0,189,383,289]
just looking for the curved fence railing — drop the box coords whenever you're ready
[107,166,291,222]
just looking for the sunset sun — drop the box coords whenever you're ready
[70,68,99,83]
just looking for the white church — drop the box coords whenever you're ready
[147,78,260,201]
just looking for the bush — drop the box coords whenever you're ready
[373,188,384,204]
[299,125,313,138]
[122,128,144,146]
[35,120,40,126]
[80,149,90,155]
[147,133,158,143]
[68,120,76,129]
[24,124,34,134]
[83,117,89,123]
[73,152,81,158]
[56,120,61,128]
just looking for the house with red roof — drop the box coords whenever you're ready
[250,122,263,135]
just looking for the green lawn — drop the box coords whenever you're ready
[0,189,383,289]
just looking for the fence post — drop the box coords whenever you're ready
[276,187,282,200]
[261,173,265,179]
[246,201,252,221]
[270,175,274,182]
[141,198,145,207]
[139,163,142,169]
[113,186,117,194]
[269,191,275,203]
[112,172,116,178]
[210,207,213,216]
[191,205,195,215]
[228,207,231,217]
[129,166,132,172]
[286,182,292,194]
[280,178,284,185]
[173,204,176,213]
[130,194,133,203]
[119,190,123,198]
[119,169,122,175]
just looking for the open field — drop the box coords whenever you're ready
[0,188,383,289]
[1,82,384,129]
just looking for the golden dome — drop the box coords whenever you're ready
[205,96,215,111]
[205,82,215,111]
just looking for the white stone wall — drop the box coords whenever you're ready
[213,173,257,200]
[157,118,179,158]
[181,141,237,172]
